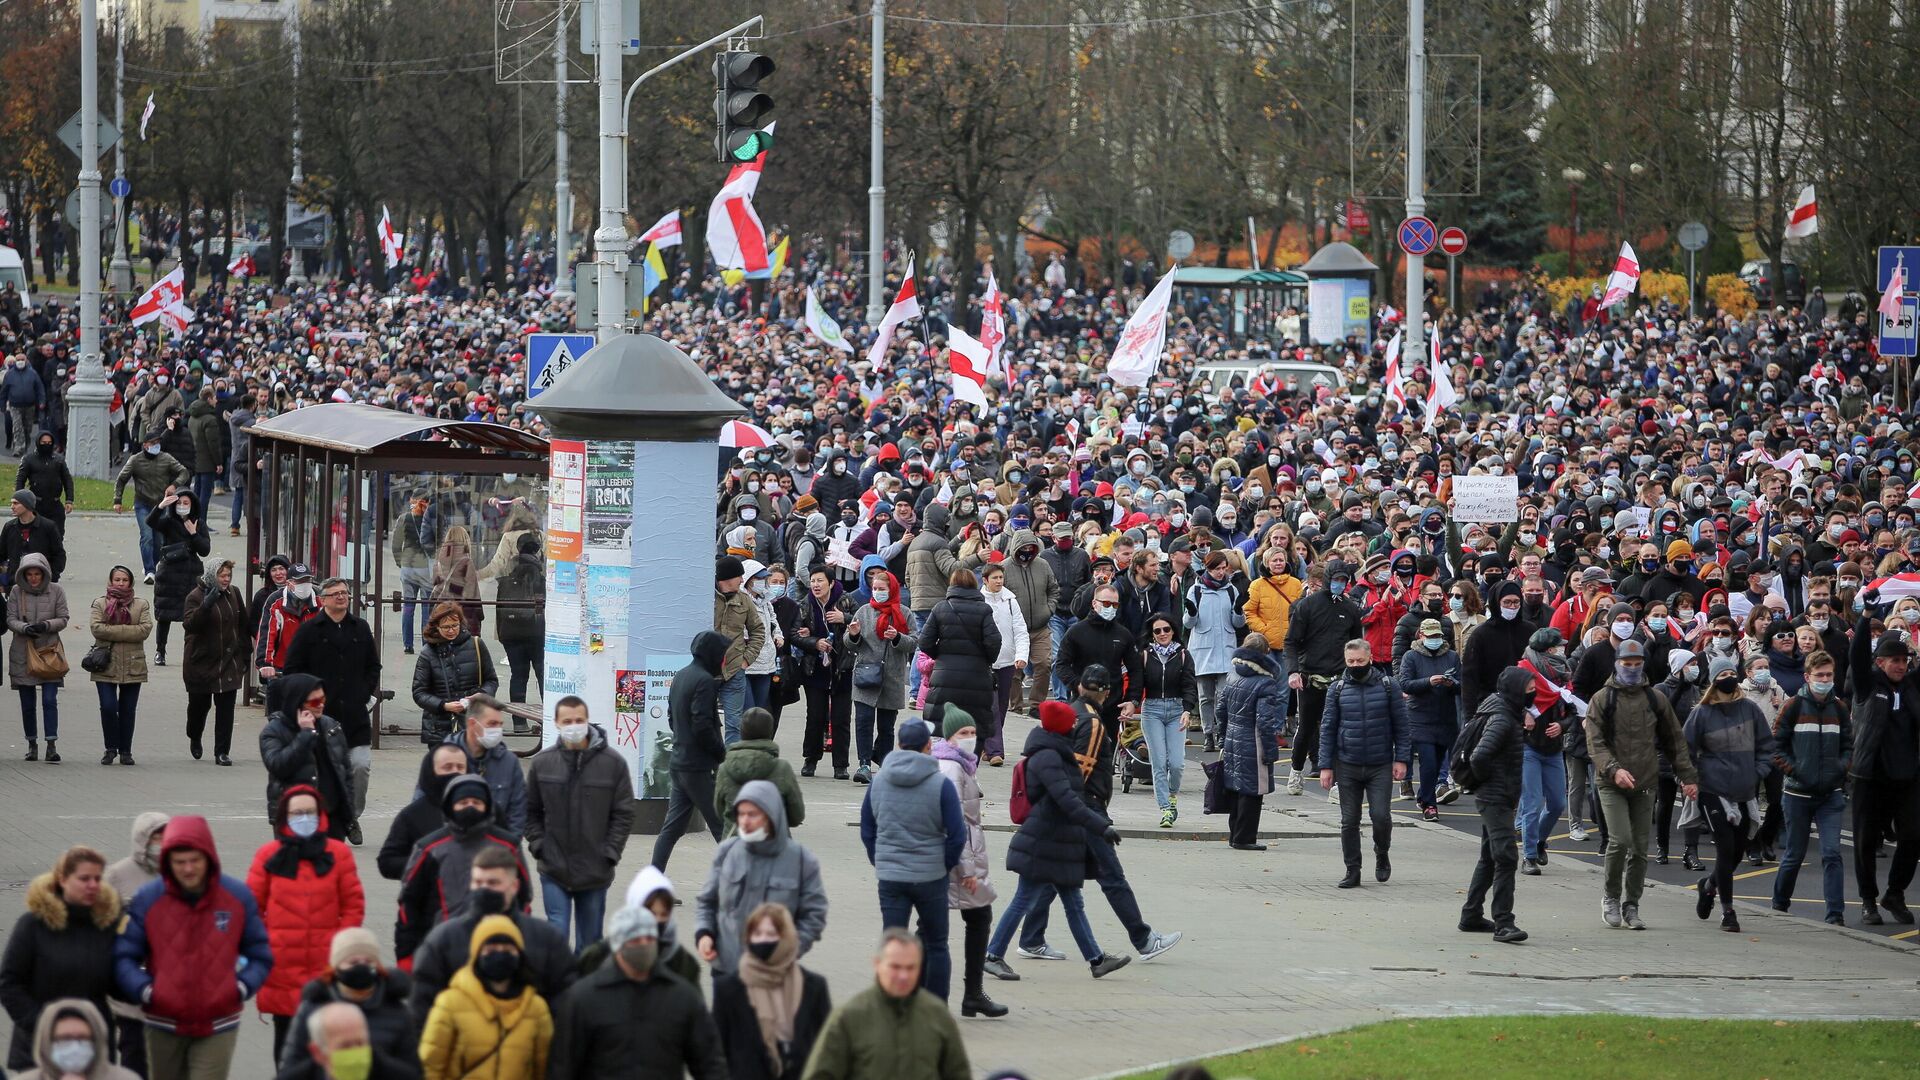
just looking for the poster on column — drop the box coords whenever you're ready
[610,658,687,799]
[584,442,634,553]
[542,439,588,703]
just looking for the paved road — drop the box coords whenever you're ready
[0,515,1913,1080]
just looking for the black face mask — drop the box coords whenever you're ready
[1346,663,1372,682]
[475,950,520,983]
[335,963,379,991]
[746,940,779,962]
[469,887,509,916]
[1426,600,1445,615]
[35,442,51,456]
[451,805,490,831]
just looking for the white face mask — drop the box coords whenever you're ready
[739,826,769,844]
[874,586,890,602]
[1499,606,1520,621]
[48,1039,94,1074]
[954,736,977,755]
[740,508,757,523]
[287,812,320,838]
[558,722,589,745]
[1613,620,1635,639]
[175,503,191,517]
[478,726,505,748]
[291,582,314,600]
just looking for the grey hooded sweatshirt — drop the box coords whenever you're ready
[694,779,827,978]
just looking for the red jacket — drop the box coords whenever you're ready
[113,815,274,1037]
[1359,582,1412,663]
[257,595,317,671]
[245,786,366,1017]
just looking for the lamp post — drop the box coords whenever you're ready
[108,0,132,295]
[285,0,307,287]
[1561,167,1585,275]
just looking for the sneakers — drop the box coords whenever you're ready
[852,767,872,785]
[1568,820,1589,841]
[1521,858,1542,876]
[347,822,363,846]
[1421,805,1439,821]
[1435,782,1462,806]
[1602,897,1623,928]
[1492,926,1529,944]
[1720,909,1741,933]
[1158,807,1175,828]
[1861,900,1884,926]
[982,956,1020,981]
[1883,893,1915,924]
[1824,913,1844,926]
[1286,770,1304,796]
[1458,915,1497,932]
[143,572,154,585]
[1696,879,1717,920]
[1621,904,1646,930]
[1017,944,1067,961]
[1327,785,1341,805]
[1089,953,1132,979]
[1138,930,1183,961]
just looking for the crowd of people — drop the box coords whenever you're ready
[0,233,1916,1078]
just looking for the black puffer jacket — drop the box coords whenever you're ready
[411,627,498,742]
[1460,601,1534,711]
[258,673,358,837]
[1464,666,1533,807]
[1004,727,1110,889]
[146,496,210,622]
[277,967,421,1080]
[669,631,731,772]
[919,584,1001,724]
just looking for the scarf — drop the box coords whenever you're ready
[1150,640,1181,664]
[263,825,335,878]
[1524,646,1571,686]
[738,934,802,1074]
[103,582,135,625]
[869,571,909,637]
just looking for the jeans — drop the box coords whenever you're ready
[133,500,157,575]
[398,566,433,651]
[878,877,952,1000]
[989,876,1099,962]
[1463,798,1519,929]
[540,877,609,954]
[1336,762,1394,870]
[651,768,722,870]
[1853,777,1920,903]
[744,673,772,711]
[1048,614,1076,700]
[1756,769,1784,853]
[228,476,246,530]
[1596,784,1656,904]
[907,610,931,700]
[192,471,215,512]
[1411,739,1448,809]
[95,681,141,755]
[1518,747,1567,861]
[1195,673,1227,740]
[719,672,748,746]
[186,689,236,758]
[8,404,33,456]
[1140,698,1185,810]
[854,701,896,768]
[1774,789,1846,919]
[1020,824,1151,952]
[502,640,544,703]
[18,684,58,740]
[348,744,371,820]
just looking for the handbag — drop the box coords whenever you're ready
[80,643,113,674]
[853,660,885,689]
[1202,758,1229,814]
[27,637,68,681]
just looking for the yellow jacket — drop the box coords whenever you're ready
[1245,573,1303,648]
[419,916,553,1080]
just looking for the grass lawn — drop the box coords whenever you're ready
[1125,1016,1920,1080]
[73,476,120,511]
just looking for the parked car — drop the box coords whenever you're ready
[1190,359,1350,399]
[0,245,33,309]
[1739,259,1806,306]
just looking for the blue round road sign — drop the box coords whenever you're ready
[1397,216,1437,256]
[108,177,131,199]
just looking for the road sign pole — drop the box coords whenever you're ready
[1403,0,1426,364]
[1687,249,1695,318]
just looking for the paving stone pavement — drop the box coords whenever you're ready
[0,515,1914,1079]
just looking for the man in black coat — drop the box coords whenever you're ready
[651,630,732,871]
[1284,561,1364,788]
[0,488,62,585]
[549,906,727,1080]
[1459,666,1533,944]
[283,576,382,844]
[1460,581,1535,713]
[406,848,575,1032]
[1053,584,1144,734]
[12,433,72,536]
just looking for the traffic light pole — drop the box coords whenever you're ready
[866,0,885,325]
[1403,0,1426,367]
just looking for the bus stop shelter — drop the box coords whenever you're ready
[245,403,549,744]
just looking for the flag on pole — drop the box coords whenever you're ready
[1597,242,1641,310]
[377,206,403,269]
[866,256,922,369]
[638,209,682,248]
[107,386,125,427]
[980,268,1007,378]
[1106,272,1176,387]
[129,266,186,326]
[805,285,852,352]
[1784,184,1819,239]
[770,236,790,280]
[1880,259,1907,319]
[1381,331,1406,409]
[640,243,668,312]
[158,302,194,335]
[706,173,770,278]
[1425,353,1458,431]
[140,94,155,140]
[227,249,255,278]
[1866,572,1920,603]
[944,323,993,410]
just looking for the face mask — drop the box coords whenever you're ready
[832,461,848,474]
[175,502,191,518]
[620,940,660,972]
[1642,558,1660,573]
[873,584,892,602]
[476,950,520,982]
[1247,486,1265,500]
[49,1039,95,1074]
[739,508,757,523]
[954,735,978,755]
[745,939,779,963]
[291,582,314,600]
[479,727,505,748]
[146,445,161,456]
[1423,636,1445,651]
[1499,605,1520,621]
[1346,663,1372,681]
[1614,662,1646,686]
[1714,673,1741,692]
[1094,603,1118,621]
[1218,515,1237,529]
[739,826,770,844]
[335,961,380,990]
[1809,679,1834,696]
[1329,581,1348,597]
[1449,597,1465,614]
[1646,615,1668,632]
[451,804,491,830]
[558,723,589,745]
[327,1045,373,1080]
[1057,536,1074,550]
[288,812,320,838]
[1789,516,1805,528]
[1809,617,1829,632]
[36,442,51,455]
[1305,481,1322,495]
[1749,670,1773,687]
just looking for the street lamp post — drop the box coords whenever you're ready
[285,0,307,287]
[865,0,886,325]
[1561,167,1585,275]
[552,1,571,301]
[108,0,132,295]
[69,0,114,481]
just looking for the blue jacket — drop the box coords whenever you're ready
[1397,645,1461,746]
[0,366,43,408]
[1182,576,1244,676]
[859,749,965,883]
[1219,649,1285,795]
[1773,687,1852,796]
[1322,669,1412,768]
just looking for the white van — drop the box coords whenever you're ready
[0,245,33,309]
[1189,358,1349,398]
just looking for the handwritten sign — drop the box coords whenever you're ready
[1451,475,1520,523]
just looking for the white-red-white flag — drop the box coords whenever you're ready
[1880,261,1908,319]
[705,175,769,277]
[1785,185,1819,239]
[377,206,403,269]
[980,268,1007,378]
[1106,272,1176,386]
[227,250,255,278]
[129,266,186,326]
[638,209,683,249]
[866,257,922,369]
[1598,242,1640,310]
[158,302,194,334]
[140,94,155,140]
[1382,331,1406,409]
[944,323,992,410]
[1425,353,1458,431]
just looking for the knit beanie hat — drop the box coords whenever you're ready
[1039,700,1077,735]
[935,703,977,739]
[330,927,382,968]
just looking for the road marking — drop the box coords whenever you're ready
[1732,866,1778,881]
[1893,929,1918,940]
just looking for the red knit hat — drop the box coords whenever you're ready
[1038,701,1076,735]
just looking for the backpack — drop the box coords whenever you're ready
[495,558,545,638]
[1445,705,1496,794]
[1008,757,1031,824]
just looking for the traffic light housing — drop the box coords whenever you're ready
[714,51,775,163]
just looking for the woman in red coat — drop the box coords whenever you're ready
[246,783,365,1062]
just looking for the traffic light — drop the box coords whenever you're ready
[713,50,775,163]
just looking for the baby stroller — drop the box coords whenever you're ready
[1117,715,1153,794]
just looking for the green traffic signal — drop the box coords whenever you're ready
[713,50,775,163]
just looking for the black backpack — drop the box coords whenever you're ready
[495,558,545,638]
[1446,702,1497,793]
